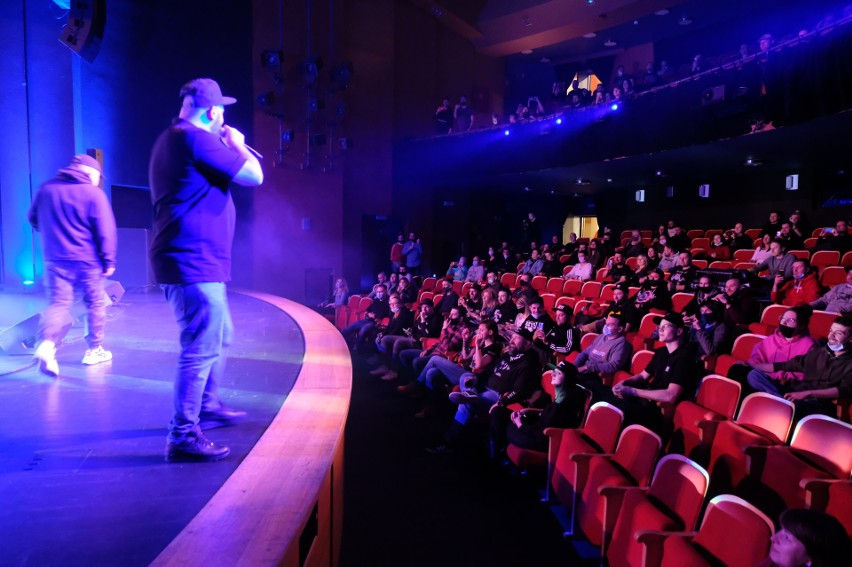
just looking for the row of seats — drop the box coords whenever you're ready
[509,382,852,566]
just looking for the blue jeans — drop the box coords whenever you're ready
[162,282,233,443]
[417,355,467,390]
[746,369,786,396]
[39,261,106,348]
[454,387,501,426]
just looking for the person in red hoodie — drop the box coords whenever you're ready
[770,258,822,307]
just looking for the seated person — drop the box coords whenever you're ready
[433,278,460,317]
[517,297,554,337]
[395,276,417,307]
[605,251,633,284]
[587,239,604,269]
[627,254,652,286]
[749,239,796,282]
[771,258,821,307]
[758,508,850,567]
[776,221,804,251]
[511,273,539,304]
[732,305,816,390]
[668,251,699,292]
[489,361,587,458]
[683,275,720,317]
[518,249,544,275]
[341,284,390,350]
[428,328,542,454]
[751,234,774,264]
[633,268,672,316]
[684,301,733,364]
[575,314,632,382]
[814,219,852,254]
[318,277,349,313]
[491,247,514,274]
[464,256,485,283]
[726,222,754,251]
[373,299,442,381]
[593,312,698,438]
[622,230,645,258]
[760,210,783,239]
[656,244,679,273]
[578,283,639,333]
[483,272,503,294]
[492,288,518,326]
[748,315,852,419]
[809,266,852,313]
[396,306,467,388]
[712,277,757,328]
[366,272,389,300]
[564,250,593,281]
[459,283,483,315]
[446,256,468,281]
[468,287,497,324]
[540,250,563,278]
[667,225,691,253]
[706,233,732,261]
[533,304,577,361]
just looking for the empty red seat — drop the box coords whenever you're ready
[668,374,742,464]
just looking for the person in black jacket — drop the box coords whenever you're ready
[489,361,588,458]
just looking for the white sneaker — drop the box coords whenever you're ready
[33,340,59,377]
[81,346,113,365]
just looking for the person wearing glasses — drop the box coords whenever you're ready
[749,315,852,419]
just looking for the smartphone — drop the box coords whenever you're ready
[824,228,835,234]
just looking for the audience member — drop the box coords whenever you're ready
[814,220,852,254]
[564,250,593,281]
[517,297,554,337]
[684,301,733,364]
[367,272,389,300]
[727,222,755,251]
[397,306,467,388]
[757,508,850,567]
[465,256,485,283]
[493,288,518,325]
[540,250,563,278]
[533,304,576,361]
[749,315,852,419]
[633,269,672,316]
[750,239,796,281]
[587,239,604,270]
[706,233,732,261]
[434,278,460,317]
[518,249,543,275]
[622,230,645,258]
[713,277,757,328]
[668,251,699,292]
[761,210,784,238]
[459,283,483,315]
[575,314,632,383]
[809,266,852,313]
[446,256,468,281]
[341,284,389,350]
[402,232,423,276]
[318,277,349,313]
[454,95,474,132]
[434,98,453,134]
[751,233,774,264]
[735,305,816,390]
[771,258,822,306]
[657,245,679,272]
[605,251,633,284]
[390,233,405,273]
[373,299,441,381]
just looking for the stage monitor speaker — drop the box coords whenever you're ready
[0,280,123,355]
[58,0,107,63]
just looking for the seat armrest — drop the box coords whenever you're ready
[800,477,846,510]
[636,529,696,567]
[744,444,771,477]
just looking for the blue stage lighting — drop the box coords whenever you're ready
[503,129,510,136]
[23,280,34,286]
[611,103,619,111]
[556,118,562,125]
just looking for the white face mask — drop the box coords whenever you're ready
[828,342,845,353]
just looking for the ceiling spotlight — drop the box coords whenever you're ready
[604,38,617,47]
[582,32,597,39]
[430,6,444,17]
[504,129,510,136]
[523,186,531,192]
[606,178,613,183]
[556,118,563,124]
[655,9,670,16]
[549,189,557,195]
[656,170,663,176]
[744,157,762,166]
[679,16,693,26]
[539,56,551,63]
[520,49,534,55]
[633,20,639,25]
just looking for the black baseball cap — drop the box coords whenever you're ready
[180,78,237,107]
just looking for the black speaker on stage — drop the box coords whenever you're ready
[59,0,107,62]
[0,280,124,355]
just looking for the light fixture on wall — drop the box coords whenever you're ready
[635,189,645,202]
[698,184,710,198]
[786,174,799,190]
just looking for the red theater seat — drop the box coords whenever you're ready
[668,374,742,464]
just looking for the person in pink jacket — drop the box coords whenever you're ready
[744,305,817,391]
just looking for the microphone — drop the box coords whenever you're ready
[220,126,263,159]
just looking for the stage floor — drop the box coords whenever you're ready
[0,289,304,566]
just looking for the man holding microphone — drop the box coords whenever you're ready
[149,78,263,462]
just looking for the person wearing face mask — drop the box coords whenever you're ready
[574,315,632,384]
[632,268,672,316]
[396,306,468,394]
[684,301,732,364]
[433,278,460,317]
[483,272,502,294]
[446,256,468,282]
[737,305,816,392]
[757,508,850,567]
[750,315,852,419]
[464,256,485,283]
[682,275,719,317]
[564,251,593,281]
[771,259,821,306]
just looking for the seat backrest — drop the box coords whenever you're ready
[631,349,655,374]
[691,237,710,250]
[580,281,602,300]
[573,299,592,316]
[540,370,556,398]
[670,292,694,313]
[582,402,624,452]
[691,259,708,269]
[579,332,599,351]
[545,277,564,295]
[500,272,516,288]
[421,277,437,291]
[531,275,547,291]
[417,291,434,304]
[745,228,762,239]
[736,392,795,443]
[612,425,662,486]
[809,310,839,341]
[708,261,732,270]
[625,257,638,270]
[695,374,741,420]
[759,303,788,327]
[690,495,774,567]
[357,297,373,311]
[842,251,852,267]
[704,229,723,239]
[599,284,616,303]
[346,294,361,309]
[648,454,710,530]
[732,333,765,361]
[563,279,583,296]
[821,265,848,287]
[452,280,462,294]
[638,312,659,340]
[687,229,704,239]
[789,415,852,478]
[461,281,472,296]
[811,249,841,269]
[733,248,753,261]
[788,249,810,260]
[555,296,575,310]
[596,267,611,282]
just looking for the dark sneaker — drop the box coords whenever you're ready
[448,391,479,405]
[426,444,454,455]
[165,431,230,462]
[199,407,247,429]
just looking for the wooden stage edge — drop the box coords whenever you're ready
[152,290,352,567]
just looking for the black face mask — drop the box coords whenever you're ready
[778,325,796,339]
